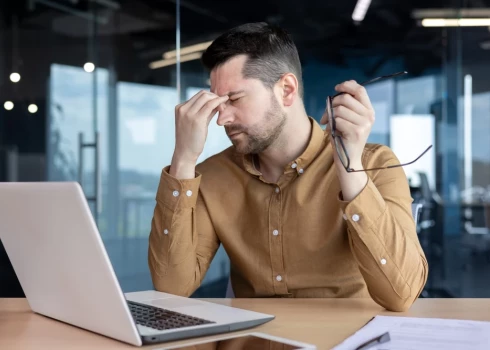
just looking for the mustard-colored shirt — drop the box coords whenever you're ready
[148,118,428,311]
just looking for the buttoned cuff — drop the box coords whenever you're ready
[337,177,386,230]
[338,178,411,300]
[157,166,201,210]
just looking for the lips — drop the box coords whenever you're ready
[228,132,243,137]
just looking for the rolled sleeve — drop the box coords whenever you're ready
[157,166,202,210]
[149,165,219,297]
[338,177,386,230]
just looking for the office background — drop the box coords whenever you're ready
[1,0,490,299]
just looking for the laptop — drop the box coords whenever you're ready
[0,182,274,346]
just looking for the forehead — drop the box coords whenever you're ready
[210,55,248,95]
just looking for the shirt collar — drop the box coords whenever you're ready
[240,116,328,177]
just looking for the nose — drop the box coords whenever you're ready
[216,103,234,126]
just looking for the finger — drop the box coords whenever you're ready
[335,117,369,144]
[332,93,367,117]
[335,80,373,110]
[333,105,365,126]
[320,106,329,125]
[187,92,221,116]
[201,95,230,122]
[181,90,210,111]
[320,97,333,125]
[333,116,357,139]
[320,112,328,125]
[177,90,210,115]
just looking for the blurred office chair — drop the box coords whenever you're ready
[225,202,424,298]
[413,203,423,232]
[460,195,490,268]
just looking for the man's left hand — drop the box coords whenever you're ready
[326,80,375,169]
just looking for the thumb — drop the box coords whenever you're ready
[206,110,219,126]
[320,112,328,125]
[206,95,228,124]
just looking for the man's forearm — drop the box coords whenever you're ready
[336,161,368,201]
[149,166,219,297]
[337,171,428,312]
[346,205,428,311]
[170,154,197,180]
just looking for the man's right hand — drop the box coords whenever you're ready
[170,90,229,179]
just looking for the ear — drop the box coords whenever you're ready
[279,73,299,107]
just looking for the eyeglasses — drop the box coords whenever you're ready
[326,71,433,173]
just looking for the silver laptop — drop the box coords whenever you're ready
[0,182,274,346]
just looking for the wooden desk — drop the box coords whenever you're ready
[1,298,490,349]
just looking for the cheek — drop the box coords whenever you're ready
[244,104,268,122]
[240,110,260,125]
[234,94,271,125]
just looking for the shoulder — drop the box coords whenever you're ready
[361,143,400,169]
[194,147,247,198]
[361,143,410,183]
[195,146,241,178]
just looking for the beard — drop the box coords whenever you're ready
[225,94,287,155]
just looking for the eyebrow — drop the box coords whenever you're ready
[227,90,245,97]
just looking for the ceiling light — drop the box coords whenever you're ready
[163,41,213,59]
[84,62,95,73]
[28,104,38,113]
[421,18,490,27]
[352,0,372,22]
[412,8,490,19]
[10,72,21,83]
[4,101,14,111]
[150,52,203,70]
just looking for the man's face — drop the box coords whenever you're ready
[210,55,286,154]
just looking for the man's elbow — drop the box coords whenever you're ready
[372,293,416,312]
[382,259,429,311]
[372,279,426,312]
[150,274,195,297]
[148,264,198,297]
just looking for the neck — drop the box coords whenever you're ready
[257,108,312,181]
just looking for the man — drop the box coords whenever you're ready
[148,22,428,312]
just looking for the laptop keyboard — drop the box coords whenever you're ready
[127,301,215,331]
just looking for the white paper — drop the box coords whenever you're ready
[332,315,490,350]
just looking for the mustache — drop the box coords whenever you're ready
[225,124,247,135]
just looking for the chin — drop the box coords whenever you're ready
[233,145,248,154]
[231,141,250,155]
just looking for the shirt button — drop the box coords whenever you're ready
[352,214,360,222]
[276,275,282,282]
[298,168,304,174]
[291,162,297,169]
[164,229,169,235]
[272,229,279,236]
[380,258,387,265]
[275,187,280,193]
[186,190,193,197]
[172,190,180,197]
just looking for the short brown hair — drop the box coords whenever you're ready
[202,22,304,98]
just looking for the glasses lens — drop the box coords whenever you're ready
[334,137,348,168]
